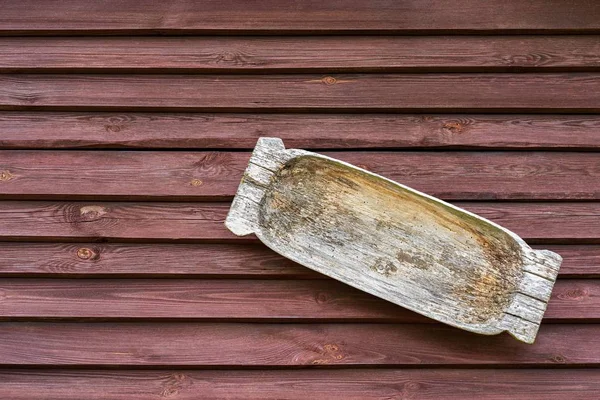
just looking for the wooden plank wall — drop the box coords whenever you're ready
[1,1,600,398]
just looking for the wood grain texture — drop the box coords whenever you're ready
[1,0,599,34]
[2,369,600,400]
[2,112,600,150]
[0,201,598,243]
[2,0,598,392]
[0,322,597,366]
[543,245,600,277]
[1,150,599,200]
[0,243,313,278]
[2,74,600,112]
[0,202,238,243]
[227,138,561,343]
[0,279,595,322]
[2,36,599,72]
[0,243,594,278]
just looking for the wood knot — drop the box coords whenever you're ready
[558,288,587,300]
[404,381,420,391]
[220,51,236,61]
[323,343,344,360]
[551,354,566,364]
[216,51,250,65]
[310,343,345,364]
[190,178,203,187]
[322,76,337,85]
[79,205,108,221]
[323,344,338,352]
[370,258,398,277]
[77,247,98,261]
[160,373,189,398]
[443,122,464,133]
[501,54,547,67]
[0,170,15,182]
[315,292,329,304]
[105,124,121,133]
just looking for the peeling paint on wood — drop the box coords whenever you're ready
[226,138,563,344]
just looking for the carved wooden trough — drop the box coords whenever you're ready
[225,138,562,344]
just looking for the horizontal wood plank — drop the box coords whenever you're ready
[2,369,600,400]
[2,74,600,112]
[0,243,312,278]
[1,0,599,34]
[1,151,599,200]
[0,202,238,242]
[0,279,595,322]
[0,322,597,366]
[4,0,599,385]
[0,243,595,278]
[543,245,600,277]
[2,112,600,150]
[0,201,599,243]
[2,36,599,72]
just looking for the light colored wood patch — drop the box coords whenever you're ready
[226,138,563,344]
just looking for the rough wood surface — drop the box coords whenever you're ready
[0,201,599,243]
[1,150,599,200]
[2,74,600,112]
[0,243,595,278]
[2,36,599,72]
[2,0,599,34]
[227,138,562,342]
[2,369,600,400]
[0,322,597,366]
[0,278,595,322]
[2,112,600,150]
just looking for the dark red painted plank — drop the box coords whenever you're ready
[0,243,595,278]
[2,151,600,200]
[0,202,238,242]
[0,322,596,366]
[2,74,599,112]
[0,279,595,322]
[0,243,313,278]
[543,245,600,277]
[467,203,600,243]
[2,369,599,400]
[2,113,600,150]
[2,36,599,72]
[0,201,598,243]
[1,0,599,34]
[548,280,600,321]
[0,279,419,322]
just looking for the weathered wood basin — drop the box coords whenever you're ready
[226,138,562,343]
